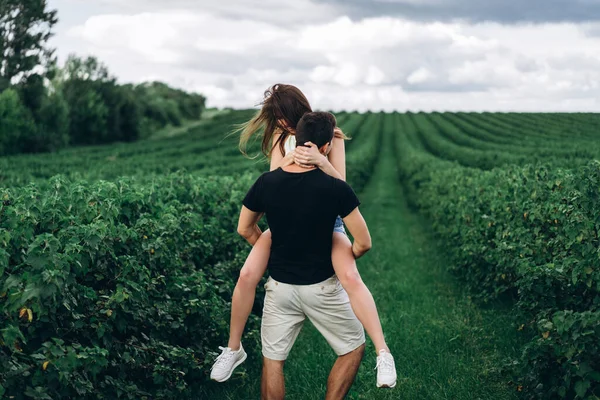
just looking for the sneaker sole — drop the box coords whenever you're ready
[377,381,397,388]
[211,352,248,383]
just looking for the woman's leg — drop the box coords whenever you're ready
[228,230,272,350]
[332,232,389,354]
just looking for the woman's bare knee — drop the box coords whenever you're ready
[238,264,263,287]
[340,268,363,292]
[238,229,272,287]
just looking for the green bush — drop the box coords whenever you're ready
[29,89,71,152]
[395,128,600,398]
[346,112,384,193]
[63,81,110,146]
[0,89,37,156]
[0,173,262,399]
[98,83,143,144]
[0,54,206,155]
[134,82,206,136]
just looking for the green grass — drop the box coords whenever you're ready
[199,128,524,399]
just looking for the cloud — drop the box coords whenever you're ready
[315,0,600,24]
[92,0,339,26]
[67,10,327,74]
[298,16,506,93]
[582,22,600,36]
[365,66,386,85]
[85,0,600,24]
[407,67,434,84]
[68,12,192,64]
[51,1,600,112]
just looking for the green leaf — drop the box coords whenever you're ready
[574,380,590,398]
[584,267,593,274]
[1,324,26,346]
[24,386,53,400]
[589,371,600,382]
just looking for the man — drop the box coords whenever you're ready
[237,112,375,399]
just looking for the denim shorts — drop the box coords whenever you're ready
[334,216,346,235]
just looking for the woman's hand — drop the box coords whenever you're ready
[294,142,327,168]
[281,150,296,168]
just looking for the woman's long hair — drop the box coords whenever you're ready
[238,84,312,158]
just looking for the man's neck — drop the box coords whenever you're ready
[282,164,318,173]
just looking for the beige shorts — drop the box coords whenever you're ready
[261,275,365,361]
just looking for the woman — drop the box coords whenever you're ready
[211,84,396,388]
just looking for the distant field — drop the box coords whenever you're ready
[2,111,599,187]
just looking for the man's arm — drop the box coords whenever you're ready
[237,206,264,246]
[342,207,372,259]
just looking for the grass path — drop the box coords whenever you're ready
[201,129,522,399]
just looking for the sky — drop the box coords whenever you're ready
[46,0,600,112]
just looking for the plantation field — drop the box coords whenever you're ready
[1,111,599,399]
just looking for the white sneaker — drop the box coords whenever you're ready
[375,349,397,388]
[210,344,247,382]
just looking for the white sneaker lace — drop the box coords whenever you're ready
[375,353,395,374]
[212,346,236,370]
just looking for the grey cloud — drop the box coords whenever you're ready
[96,0,600,24]
[177,49,328,75]
[215,77,235,90]
[403,81,493,93]
[514,56,541,73]
[582,23,600,36]
[95,0,338,25]
[315,0,600,23]
[547,53,600,70]
[340,43,499,92]
[54,0,600,111]
[79,0,600,28]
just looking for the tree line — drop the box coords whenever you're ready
[0,0,206,156]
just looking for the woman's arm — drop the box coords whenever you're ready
[294,136,346,181]
[327,137,346,181]
[237,206,264,246]
[269,133,295,171]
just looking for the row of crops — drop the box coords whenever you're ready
[0,111,358,187]
[394,112,600,399]
[0,111,380,399]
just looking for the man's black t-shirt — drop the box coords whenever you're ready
[243,167,360,285]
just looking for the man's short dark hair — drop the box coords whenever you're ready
[295,112,336,148]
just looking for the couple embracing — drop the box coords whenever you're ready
[211,84,397,399]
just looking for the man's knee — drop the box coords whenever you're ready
[351,343,366,358]
[262,358,285,400]
[340,343,365,362]
[262,357,285,378]
[263,357,285,369]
